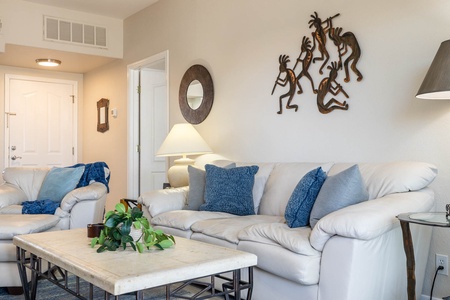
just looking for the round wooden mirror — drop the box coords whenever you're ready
[179,65,214,124]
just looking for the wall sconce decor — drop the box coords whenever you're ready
[97,98,109,133]
[271,12,363,115]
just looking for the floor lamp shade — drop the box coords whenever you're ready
[157,123,212,187]
[416,40,450,99]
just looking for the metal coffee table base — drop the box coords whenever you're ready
[17,247,254,300]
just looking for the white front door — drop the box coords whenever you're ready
[5,75,77,167]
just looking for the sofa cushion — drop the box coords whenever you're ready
[37,166,85,202]
[191,215,285,244]
[238,227,321,285]
[0,214,60,239]
[310,164,369,228]
[259,162,333,216]
[3,167,50,200]
[0,183,27,208]
[285,167,327,228]
[236,163,275,214]
[238,222,320,256]
[359,161,437,199]
[200,164,259,216]
[151,210,237,231]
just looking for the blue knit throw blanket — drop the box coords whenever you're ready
[70,162,110,192]
[22,199,60,214]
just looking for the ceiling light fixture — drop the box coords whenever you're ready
[35,58,61,67]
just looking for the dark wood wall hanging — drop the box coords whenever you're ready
[179,64,214,124]
[271,12,363,114]
[97,98,109,133]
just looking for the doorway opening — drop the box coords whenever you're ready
[127,51,169,199]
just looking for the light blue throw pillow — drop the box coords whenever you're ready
[284,167,327,228]
[37,166,85,202]
[309,164,369,228]
[200,164,259,216]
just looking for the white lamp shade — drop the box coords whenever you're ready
[157,123,212,157]
[416,39,450,100]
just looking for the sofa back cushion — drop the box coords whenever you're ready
[329,162,438,200]
[258,163,333,216]
[2,167,50,200]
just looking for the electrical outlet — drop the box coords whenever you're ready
[436,254,448,276]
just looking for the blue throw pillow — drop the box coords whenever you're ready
[309,164,369,228]
[186,163,237,211]
[199,164,259,216]
[37,166,85,202]
[284,167,327,228]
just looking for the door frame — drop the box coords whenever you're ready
[4,74,78,167]
[127,50,169,199]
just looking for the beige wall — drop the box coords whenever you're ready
[85,0,450,297]
[83,61,128,210]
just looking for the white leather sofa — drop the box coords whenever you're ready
[139,161,437,300]
[0,166,108,292]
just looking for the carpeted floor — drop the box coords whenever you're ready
[0,275,227,300]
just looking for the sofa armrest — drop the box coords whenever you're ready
[310,188,435,251]
[138,187,188,218]
[59,182,107,212]
[0,183,27,208]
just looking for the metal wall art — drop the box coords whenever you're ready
[271,12,363,114]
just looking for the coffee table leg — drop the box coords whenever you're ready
[16,247,30,300]
[247,267,253,300]
[233,269,242,300]
[400,220,416,300]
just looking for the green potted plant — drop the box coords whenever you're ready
[90,202,175,253]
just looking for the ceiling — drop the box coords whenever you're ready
[0,0,159,73]
[23,0,159,20]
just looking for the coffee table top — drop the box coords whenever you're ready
[13,228,257,295]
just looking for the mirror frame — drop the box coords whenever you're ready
[97,98,109,133]
[179,64,214,124]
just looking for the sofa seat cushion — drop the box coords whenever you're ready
[238,223,320,256]
[258,162,333,216]
[151,210,237,231]
[0,214,59,240]
[191,215,285,244]
[0,241,16,262]
[238,240,321,285]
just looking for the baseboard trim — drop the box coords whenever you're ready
[420,294,444,300]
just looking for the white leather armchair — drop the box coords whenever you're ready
[0,166,109,293]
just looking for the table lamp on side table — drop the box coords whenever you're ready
[157,123,212,188]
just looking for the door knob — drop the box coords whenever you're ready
[11,155,22,161]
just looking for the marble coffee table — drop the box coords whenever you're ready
[13,228,257,300]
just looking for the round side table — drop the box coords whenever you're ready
[397,212,450,300]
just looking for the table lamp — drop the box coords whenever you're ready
[157,123,212,187]
[416,39,450,99]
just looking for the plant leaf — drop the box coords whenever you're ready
[131,207,143,219]
[158,239,174,248]
[115,203,126,214]
[90,237,99,248]
[136,242,144,253]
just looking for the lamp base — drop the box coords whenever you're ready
[167,157,195,188]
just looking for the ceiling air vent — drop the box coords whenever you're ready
[44,16,107,48]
